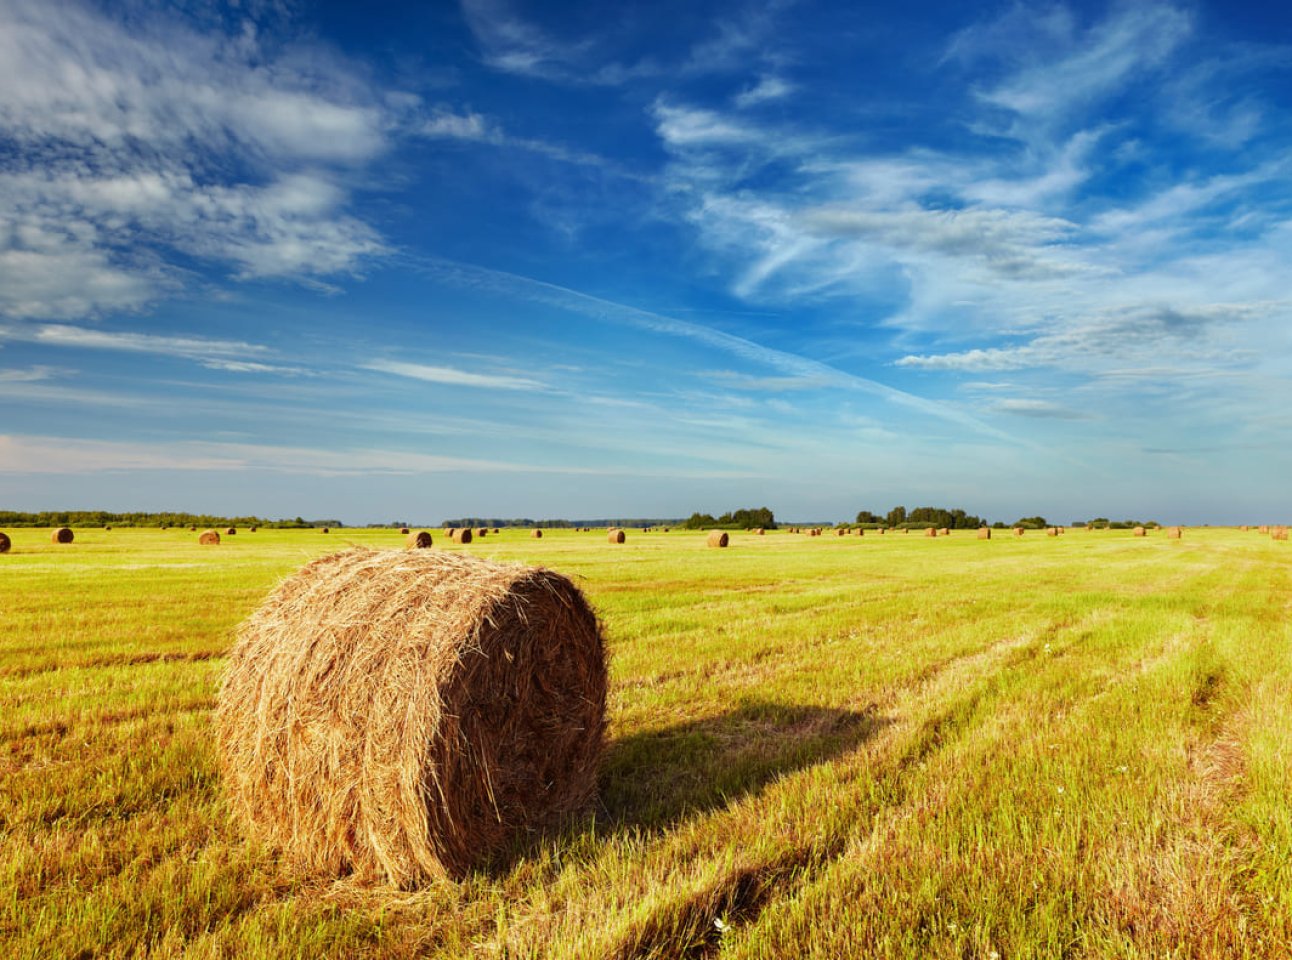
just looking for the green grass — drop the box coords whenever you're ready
[1,526,1290,958]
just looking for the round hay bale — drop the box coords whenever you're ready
[446,528,456,538]
[476,528,488,537]
[322,527,330,534]
[939,528,950,537]
[977,527,991,539]
[452,528,473,544]
[1133,526,1146,537]
[1271,526,1288,541]
[226,527,237,536]
[400,527,410,535]
[1258,525,1269,534]
[407,531,433,549]
[707,530,729,548]
[531,529,543,539]
[51,527,74,544]
[856,528,864,536]
[1166,526,1182,539]
[0,531,10,554]
[199,530,221,546]
[1047,527,1058,537]
[492,528,500,534]
[753,528,765,535]
[662,527,669,533]
[215,548,606,887]
[189,525,198,532]
[1014,527,1025,537]
[877,528,885,535]
[924,528,937,538]
[104,526,112,531]
[607,528,625,544]
[250,526,259,533]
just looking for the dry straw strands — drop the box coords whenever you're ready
[216,548,607,887]
[1014,528,1025,537]
[0,532,10,554]
[452,528,473,544]
[607,528,625,544]
[707,531,729,548]
[978,527,991,539]
[1166,526,1183,539]
[51,527,74,544]
[1272,526,1289,541]
[1133,526,1147,537]
[199,530,222,546]
[445,528,456,538]
[531,529,543,538]
[406,531,433,549]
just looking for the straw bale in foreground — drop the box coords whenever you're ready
[216,548,607,887]
[1272,526,1288,541]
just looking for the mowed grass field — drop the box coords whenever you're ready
[2,526,1291,959]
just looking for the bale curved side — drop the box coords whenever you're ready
[607,529,625,544]
[406,531,433,549]
[51,527,74,544]
[531,529,543,538]
[216,548,607,887]
[707,531,728,548]
[400,528,411,535]
[199,530,221,545]
[226,527,237,536]
[0,532,10,554]
[452,528,473,544]
[978,527,991,539]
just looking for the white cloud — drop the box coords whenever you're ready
[0,322,268,360]
[734,75,794,108]
[0,364,61,382]
[363,359,547,391]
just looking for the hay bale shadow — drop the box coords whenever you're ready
[597,700,890,832]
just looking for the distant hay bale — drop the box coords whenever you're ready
[856,528,864,536]
[189,525,198,532]
[707,531,729,548]
[446,528,456,538]
[476,528,488,537]
[406,531,433,549]
[978,527,991,539]
[531,529,543,539]
[400,528,410,535]
[939,528,950,537]
[0,532,10,554]
[753,528,765,535]
[607,528,625,544]
[1047,528,1058,537]
[836,528,846,537]
[1258,525,1269,534]
[51,527,74,544]
[250,527,259,533]
[1014,527,1025,537]
[1133,526,1146,537]
[1271,526,1288,541]
[877,528,884,535]
[215,548,607,887]
[492,528,500,534]
[322,527,330,534]
[105,526,112,531]
[924,528,937,538]
[199,530,221,546]
[662,527,669,533]
[226,528,237,536]
[1166,526,1183,539]
[452,528,473,544]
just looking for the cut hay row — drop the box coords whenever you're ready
[707,531,729,548]
[216,548,607,887]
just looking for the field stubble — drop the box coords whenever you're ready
[0,527,1289,958]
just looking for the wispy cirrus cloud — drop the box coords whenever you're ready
[363,358,547,391]
[0,322,268,360]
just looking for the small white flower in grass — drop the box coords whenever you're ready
[1116,765,1129,774]
[1044,643,1052,653]
[990,952,1001,960]
[714,917,728,933]
[1056,786,1065,794]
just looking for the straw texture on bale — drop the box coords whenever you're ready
[978,527,991,539]
[216,548,607,888]
[51,527,74,544]
[856,528,864,536]
[607,528,625,544]
[1047,528,1058,537]
[1272,526,1288,541]
[0,532,10,554]
[406,531,433,549]
[1133,526,1146,537]
[924,528,937,538]
[531,529,543,538]
[446,528,457,538]
[707,531,729,548]
[836,528,846,537]
[1166,526,1182,539]
[1014,527,1025,537]
[199,530,221,546]
[452,528,473,544]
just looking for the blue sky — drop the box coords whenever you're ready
[1,0,1290,524]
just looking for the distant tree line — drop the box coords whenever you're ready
[853,506,987,530]
[442,518,685,529]
[681,507,777,530]
[0,511,337,528]
[1082,517,1160,529]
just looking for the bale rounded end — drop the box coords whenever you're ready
[707,530,729,548]
[51,527,74,544]
[0,531,11,554]
[531,529,543,538]
[406,531,433,549]
[607,529,625,544]
[199,530,221,546]
[452,528,473,544]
